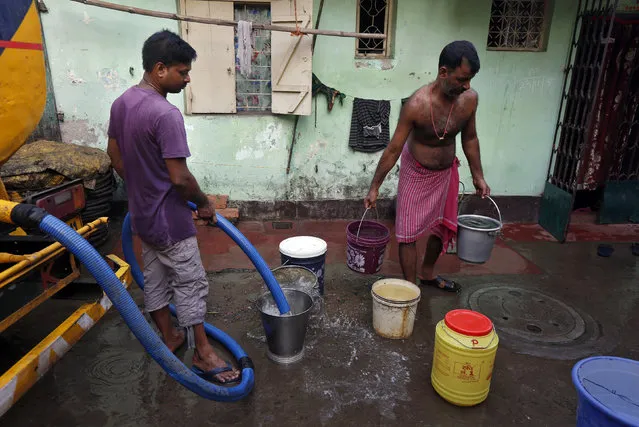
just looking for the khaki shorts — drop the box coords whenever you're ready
[141,236,208,327]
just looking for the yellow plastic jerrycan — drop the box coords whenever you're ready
[431,309,499,406]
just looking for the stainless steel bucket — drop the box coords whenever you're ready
[257,288,313,364]
[457,195,502,264]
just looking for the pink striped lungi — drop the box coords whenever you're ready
[395,144,459,250]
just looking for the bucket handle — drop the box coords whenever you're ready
[356,207,380,243]
[440,323,497,350]
[272,263,320,290]
[458,192,502,229]
[458,181,466,209]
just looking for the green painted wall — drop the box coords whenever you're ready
[40,0,577,202]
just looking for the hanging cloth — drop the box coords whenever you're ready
[237,20,253,78]
[348,98,391,152]
[312,73,346,112]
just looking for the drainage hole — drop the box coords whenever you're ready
[502,316,509,321]
[526,324,542,333]
[551,321,560,327]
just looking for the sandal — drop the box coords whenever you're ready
[419,276,461,293]
[191,361,241,385]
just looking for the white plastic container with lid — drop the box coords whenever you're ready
[279,236,328,294]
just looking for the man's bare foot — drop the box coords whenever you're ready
[164,328,185,353]
[192,345,240,384]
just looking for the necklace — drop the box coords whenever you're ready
[140,77,164,96]
[430,85,455,140]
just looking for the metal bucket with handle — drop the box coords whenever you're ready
[456,193,502,264]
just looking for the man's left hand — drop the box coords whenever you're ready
[473,177,491,198]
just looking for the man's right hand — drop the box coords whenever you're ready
[364,188,379,209]
[197,203,217,225]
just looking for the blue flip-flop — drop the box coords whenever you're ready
[420,276,461,293]
[597,244,614,257]
[191,361,241,385]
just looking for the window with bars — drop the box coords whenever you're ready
[356,0,394,58]
[234,4,272,112]
[487,0,553,52]
[179,0,313,116]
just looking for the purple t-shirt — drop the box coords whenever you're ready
[108,86,196,248]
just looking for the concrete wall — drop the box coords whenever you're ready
[40,0,578,203]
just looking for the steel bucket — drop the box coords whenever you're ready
[457,195,502,264]
[271,265,319,300]
[257,288,313,364]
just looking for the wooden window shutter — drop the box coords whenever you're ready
[270,0,313,116]
[180,0,236,113]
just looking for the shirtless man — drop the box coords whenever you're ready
[364,40,490,292]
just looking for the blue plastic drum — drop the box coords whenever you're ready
[572,356,639,427]
[279,236,327,295]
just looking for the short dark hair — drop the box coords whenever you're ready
[142,30,197,72]
[438,41,480,74]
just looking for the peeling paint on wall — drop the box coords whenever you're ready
[82,11,94,25]
[98,68,127,91]
[235,122,284,160]
[66,70,85,85]
[61,119,105,149]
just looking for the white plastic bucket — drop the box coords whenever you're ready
[371,279,421,339]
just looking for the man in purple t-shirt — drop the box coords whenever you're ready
[107,30,239,384]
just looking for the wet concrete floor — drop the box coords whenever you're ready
[2,219,638,426]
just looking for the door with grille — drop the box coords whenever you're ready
[539,0,619,241]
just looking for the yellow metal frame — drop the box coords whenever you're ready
[0,218,107,334]
[0,199,133,418]
[0,217,106,289]
[0,255,132,418]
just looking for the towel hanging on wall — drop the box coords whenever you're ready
[237,20,253,78]
[349,98,391,153]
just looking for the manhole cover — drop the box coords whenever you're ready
[468,286,586,344]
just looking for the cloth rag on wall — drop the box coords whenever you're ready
[349,98,391,152]
[312,73,346,112]
[237,20,253,78]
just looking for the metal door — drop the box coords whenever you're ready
[539,0,619,241]
[598,17,639,223]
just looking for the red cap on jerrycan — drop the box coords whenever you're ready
[444,309,493,337]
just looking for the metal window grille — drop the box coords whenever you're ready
[356,0,391,58]
[234,4,272,112]
[487,0,551,51]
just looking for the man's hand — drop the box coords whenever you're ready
[364,188,379,209]
[473,177,491,198]
[197,203,217,225]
